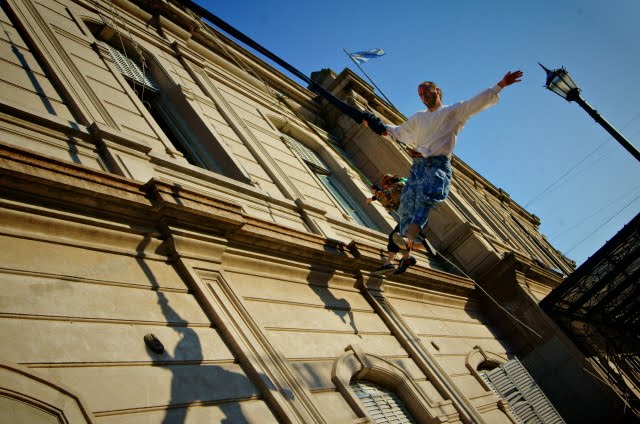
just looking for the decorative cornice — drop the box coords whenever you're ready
[143,177,246,231]
[0,141,150,210]
[480,251,563,290]
[327,69,405,124]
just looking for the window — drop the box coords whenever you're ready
[104,43,223,173]
[350,380,416,424]
[332,345,441,423]
[285,137,378,229]
[480,358,565,424]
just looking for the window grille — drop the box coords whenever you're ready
[481,357,565,424]
[106,44,159,92]
[283,137,330,174]
[350,380,416,424]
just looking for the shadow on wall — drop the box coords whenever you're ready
[0,12,56,115]
[1,7,85,165]
[136,236,252,424]
[307,265,362,339]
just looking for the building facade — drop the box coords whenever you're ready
[0,0,629,422]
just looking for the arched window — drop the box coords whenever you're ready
[0,360,94,423]
[332,345,449,423]
[350,380,416,423]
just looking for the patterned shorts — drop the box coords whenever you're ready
[397,156,452,236]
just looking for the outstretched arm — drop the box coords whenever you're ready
[362,117,389,136]
[498,70,523,88]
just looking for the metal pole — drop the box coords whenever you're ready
[574,96,640,163]
[343,48,397,110]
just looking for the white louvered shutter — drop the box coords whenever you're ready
[482,358,565,424]
[105,44,159,92]
[350,380,416,424]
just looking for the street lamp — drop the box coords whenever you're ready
[539,63,640,162]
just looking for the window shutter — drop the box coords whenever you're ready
[483,358,565,424]
[350,380,416,424]
[283,136,330,174]
[105,44,159,92]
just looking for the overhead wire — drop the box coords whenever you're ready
[563,193,640,256]
[550,183,640,242]
[436,253,543,340]
[525,112,640,208]
[179,0,325,94]
[181,0,551,341]
[524,140,608,208]
[526,113,640,261]
[179,0,388,137]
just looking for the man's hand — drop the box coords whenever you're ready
[363,119,389,136]
[498,70,523,88]
[361,111,389,135]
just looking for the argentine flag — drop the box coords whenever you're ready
[348,48,385,64]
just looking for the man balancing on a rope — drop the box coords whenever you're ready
[363,70,523,274]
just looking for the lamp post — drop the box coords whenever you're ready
[539,63,640,163]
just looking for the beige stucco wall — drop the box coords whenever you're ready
[0,199,279,423]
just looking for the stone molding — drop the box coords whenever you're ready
[331,344,451,423]
[464,347,520,423]
[359,273,488,424]
[0,359,96,423]
[174,263,329,423]
[5,0,115,127]
[465,346,508,392]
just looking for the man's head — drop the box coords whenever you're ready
[418,81,442,110]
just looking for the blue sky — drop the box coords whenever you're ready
[196,0,640,266]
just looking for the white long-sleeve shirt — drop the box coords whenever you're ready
[386,84,502,158]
